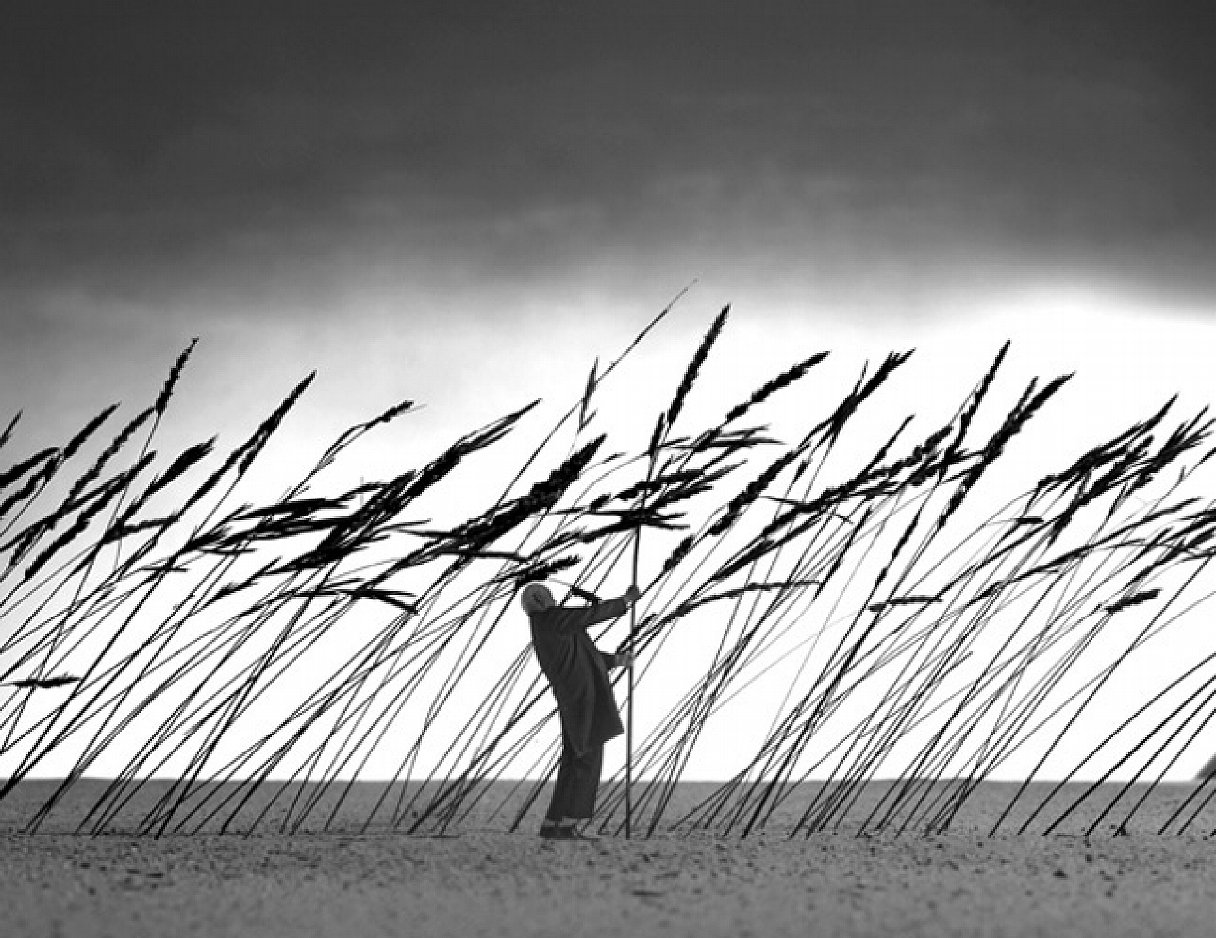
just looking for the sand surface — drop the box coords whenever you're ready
[2,780,1214,937]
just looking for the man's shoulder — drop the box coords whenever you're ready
[528,607,566,627]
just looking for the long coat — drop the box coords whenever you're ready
[528,597,628,757]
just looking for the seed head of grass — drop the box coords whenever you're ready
[723,351,830,426]
[61,403,120,465]
[64,406,155,510]
[23,450,157,579]
[154,338,198,416]
[0,447,59,491]
[0,412,21,452]
[666,305,729,432]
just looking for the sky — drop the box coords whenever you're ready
[3,2,1216,780]
[3,2,1214,423]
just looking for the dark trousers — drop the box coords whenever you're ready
[545,739,603,821]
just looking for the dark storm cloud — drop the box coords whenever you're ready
[2,0,1213,323]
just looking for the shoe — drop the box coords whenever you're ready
[539,824,598,841]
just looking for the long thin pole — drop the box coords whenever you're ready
[626,415,663,839]
[626,527,639,839]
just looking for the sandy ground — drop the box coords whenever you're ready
[2,781,1214,937]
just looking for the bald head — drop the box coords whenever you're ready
[520,582,556,615]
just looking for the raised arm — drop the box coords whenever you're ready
[548,597,629,634]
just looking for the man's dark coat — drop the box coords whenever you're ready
[528,598,628,757]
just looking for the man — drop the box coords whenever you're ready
[521,580,640,840]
